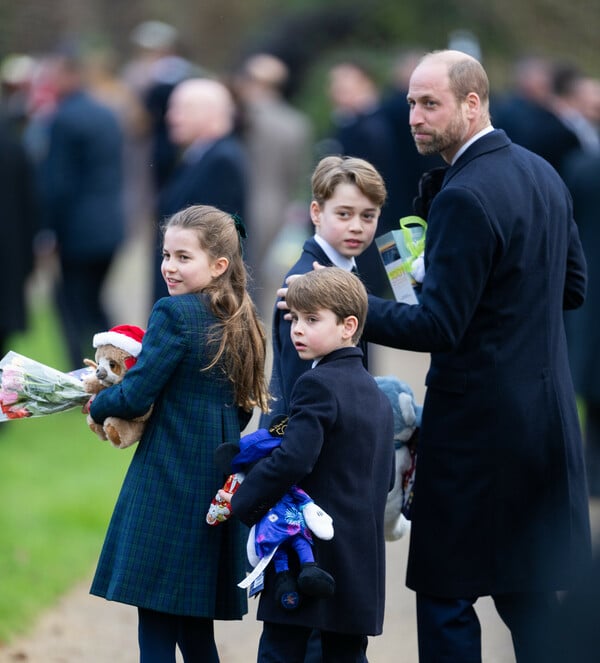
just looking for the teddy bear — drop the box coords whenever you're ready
[208,417,335,610]
[375,375,421,541]
[82,324,152,450]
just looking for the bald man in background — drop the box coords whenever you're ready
[152,78,248,301]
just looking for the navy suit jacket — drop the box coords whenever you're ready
[365,130,591,597]
[233,347,395,635]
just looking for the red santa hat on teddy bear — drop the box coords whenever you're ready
[92,325,145,369]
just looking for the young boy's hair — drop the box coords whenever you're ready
[311,155,387,209]
[286,267,368,344]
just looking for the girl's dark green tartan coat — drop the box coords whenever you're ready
[89,293,249,618]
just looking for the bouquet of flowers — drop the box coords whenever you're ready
[0,351,91,421]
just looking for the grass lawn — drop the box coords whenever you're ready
[0,300,130,643]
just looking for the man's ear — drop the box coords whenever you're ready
[464,91,480,119]
[342,315,359,340]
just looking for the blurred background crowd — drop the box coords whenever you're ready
[1,0,599,493]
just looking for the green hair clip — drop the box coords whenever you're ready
[232,213,247,240]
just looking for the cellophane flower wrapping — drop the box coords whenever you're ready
[0,351,91,421]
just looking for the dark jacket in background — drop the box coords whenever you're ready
[0,116,37,343]
[40,90,125,261]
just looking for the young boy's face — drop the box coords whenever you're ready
[290,307,356,361]
[311,183,380,258]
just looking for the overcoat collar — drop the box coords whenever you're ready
[443,129,511,186]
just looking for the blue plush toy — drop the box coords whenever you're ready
[208,418,335,610]
[375,376,422,541]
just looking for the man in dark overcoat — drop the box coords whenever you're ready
[363,50,591,663]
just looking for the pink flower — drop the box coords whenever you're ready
[0,389,19,405]
[1,367,25,391]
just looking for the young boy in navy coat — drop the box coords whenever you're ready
[224,267,395,662]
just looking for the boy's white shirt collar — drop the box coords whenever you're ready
[313,234,356,271]
[451,125,494,165]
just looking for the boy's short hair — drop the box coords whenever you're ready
[286,267,368,344]
[311,155,387,209]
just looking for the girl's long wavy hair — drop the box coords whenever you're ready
[162,205,269,413]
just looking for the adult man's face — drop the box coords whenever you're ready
[407,59,469,163]
[166,84,210,146]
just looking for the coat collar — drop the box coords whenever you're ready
[444,129,511,186]
[316,346,364,367]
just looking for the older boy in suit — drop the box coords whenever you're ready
[225,267,395,663]
[265,156,386,423]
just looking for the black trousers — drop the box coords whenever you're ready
[416,591,558,663]
[257,621,368,663]
[137,607,219,663]
[56,255,114,370]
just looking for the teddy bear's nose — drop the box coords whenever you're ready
[96,366,108,380]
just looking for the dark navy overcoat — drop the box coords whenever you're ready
[364,130,592,597]
[89,294,248,618]
[233,348,395,635]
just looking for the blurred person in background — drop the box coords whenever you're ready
[551,64,600,156]
[493,55,556,153]
[495,57,589,175]
[123,20,197,194]
[0,111,37,360]
[0,53,36,135]
[153,77,248,302]
[37,50,125,370]
[83,44,151,237]
[232,52,313,316]
[323,59,400,299]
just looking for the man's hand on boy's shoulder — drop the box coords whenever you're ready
[276,262,325,315]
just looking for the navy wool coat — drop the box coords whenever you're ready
[90,294,248,618]
[364,130,591,597]
[233,348,395,635]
